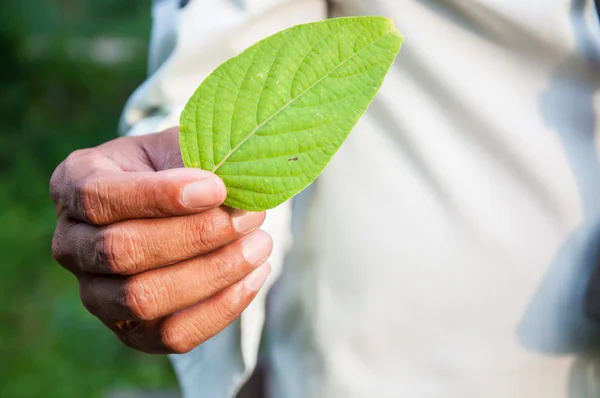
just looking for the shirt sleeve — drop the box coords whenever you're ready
[118,1,326,397]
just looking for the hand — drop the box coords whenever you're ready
[50,127,272,354]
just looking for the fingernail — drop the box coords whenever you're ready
[244,262,271,293]
[232,211,265,233]
[242,231,272,266]
[182,178,223,209]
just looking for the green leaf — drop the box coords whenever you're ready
[180,16,403,211]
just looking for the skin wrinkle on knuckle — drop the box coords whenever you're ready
[208,293,240,329]
[119,227,141,274]
[124,276,162,321]
[77,178,103,225]
[183,316,210,348]
[192,216,218,252]
[135,179,159,216]
[137,225,162,269]
[160,324,196,354]
[205,254,235,292]
[96,227,116,273]
[188,310,217,337]
[97,226,134,274]
[94,177,111,224]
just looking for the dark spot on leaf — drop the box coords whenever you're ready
[288,156,298,162]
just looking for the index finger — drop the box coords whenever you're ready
[51,151,226,225]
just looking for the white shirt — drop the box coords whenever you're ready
[120,1,600,397]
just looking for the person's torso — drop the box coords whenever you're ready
[264,1,600,397]
[123,1,600,396]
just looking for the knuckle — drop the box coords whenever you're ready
[61,150,88,180]
[50,149,93,206]
[63,148,114,224]
[160,325,198,354]
[204,255,235,291]
[64,149,90,168]
[210,294,240,325]
[96,226,136,274]
[194,216,218,251]
[75,177,104,225]
[123,276,161,321]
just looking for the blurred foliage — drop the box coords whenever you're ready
[0,1,178,397]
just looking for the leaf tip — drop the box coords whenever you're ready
[385,17,404,41]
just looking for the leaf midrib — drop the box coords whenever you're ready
[211,30,396,173]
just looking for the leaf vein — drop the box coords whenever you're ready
[288,21,358,99]
[255,35,292,125]
[207,71,223,169]
[211,31,394,173]
[227,50,259,153]
[289,85,376,109]
[217,144,330,168]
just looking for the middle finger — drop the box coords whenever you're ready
[55,207,265,275]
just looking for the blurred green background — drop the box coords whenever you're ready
[0,1,179,397]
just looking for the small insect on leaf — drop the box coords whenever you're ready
[180,16,403,211]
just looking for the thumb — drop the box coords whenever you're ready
[135,126,186,171]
